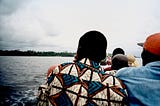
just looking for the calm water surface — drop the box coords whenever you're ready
[0,56,73,106]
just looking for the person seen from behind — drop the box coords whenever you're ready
[106,54,129,75]
[37,30,128,106]
[111,54,129,71]
[104,47,125,71]
[115,33,160,106]
[112,48,125,58]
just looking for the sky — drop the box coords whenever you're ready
[0,0,160,56]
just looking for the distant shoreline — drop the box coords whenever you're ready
[0,50,140,58]
[0,50,75,57]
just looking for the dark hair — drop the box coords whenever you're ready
[141,49,160,66]
[112,48,125,58]
[75,30,107,63]
[111,54,128,70]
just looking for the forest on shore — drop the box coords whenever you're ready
[0,50,75,57]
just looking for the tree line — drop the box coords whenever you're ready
[0,50,75,57]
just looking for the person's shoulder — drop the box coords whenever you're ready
[59,61,74,67]
[146,61,160,67]
[57,61,75,71]
[47,62,74,77]
[115,66,141,77]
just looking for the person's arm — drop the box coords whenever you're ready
[47,64,58,78]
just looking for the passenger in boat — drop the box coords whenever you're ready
[37,30,128,106]
[111,54,129,70]
[112,48,125,58]
[127,54,139,67]
[116,33,160,106]
[104,47,125,71]
[105,54,129,75]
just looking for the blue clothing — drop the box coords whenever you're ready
[115,61,160,106]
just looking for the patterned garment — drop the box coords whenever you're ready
[46,58,127,106]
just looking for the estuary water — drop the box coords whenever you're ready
[0,56,73,106]
[0,56,142,106]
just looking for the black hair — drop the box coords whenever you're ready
[112,48,125,58]
[111,54,129,70]
[75,30,107,63]
[141,49,160,66]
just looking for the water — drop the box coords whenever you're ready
[0,56,142,106]
[0,56,73,106]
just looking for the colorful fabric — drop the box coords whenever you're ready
[45,58,128,106]
[116,61,160,106]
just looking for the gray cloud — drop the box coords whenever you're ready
[0,0,24,15]
[0,0,160,54]
[0,0,27,50]
[0,0,59,51]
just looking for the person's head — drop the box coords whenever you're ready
[112,48,125,58]
[127,54,136,66]
[111,54,129,70]
[141,33,160,66]
[75,30,107,63]
[127,54,139,67]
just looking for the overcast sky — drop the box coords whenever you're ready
[0,0,160,56]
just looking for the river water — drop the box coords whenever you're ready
[0,56,142,106]
[0,56,73,106]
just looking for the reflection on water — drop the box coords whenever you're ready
[0,56,73,106]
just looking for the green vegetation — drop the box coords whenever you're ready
[0,50,75,57]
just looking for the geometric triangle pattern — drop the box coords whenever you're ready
[83,80,104,96]
[49,92,73,106]
[61,74,80,87]
[47,58,128,106]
